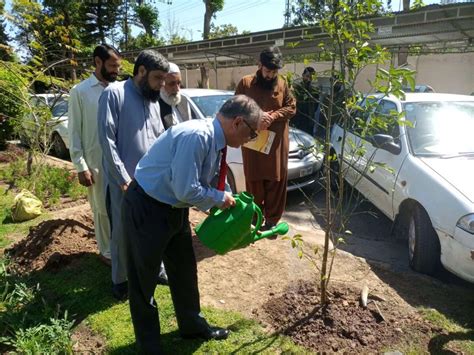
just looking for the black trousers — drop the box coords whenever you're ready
[122,181,204,354]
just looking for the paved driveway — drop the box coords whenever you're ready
[283,183,473,287]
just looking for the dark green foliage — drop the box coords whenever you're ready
[0,63,26,148]
[77,0,121,47]
[291,0,325,26]
[134,2,160,37]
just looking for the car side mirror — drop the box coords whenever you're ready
[370,134,401,155]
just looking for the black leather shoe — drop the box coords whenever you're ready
[181,326,230,341]
[112,281,128,301]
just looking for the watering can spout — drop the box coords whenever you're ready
[254,222,289,241]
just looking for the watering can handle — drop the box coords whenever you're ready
[251,205,263,238]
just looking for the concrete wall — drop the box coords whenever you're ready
[181,52,474,95]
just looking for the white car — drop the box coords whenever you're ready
[331,93,474,282]
[22,93,69,159]
[176,88,323,192]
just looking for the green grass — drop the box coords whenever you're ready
[28,255,308,354]
[418,307,474,354]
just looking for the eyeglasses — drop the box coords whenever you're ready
[242,119,258,141]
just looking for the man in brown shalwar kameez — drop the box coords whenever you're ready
[235,46,296,233]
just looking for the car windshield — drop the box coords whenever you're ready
[190,95,231,118]
[51,99,68,118]
[404,101,474,157]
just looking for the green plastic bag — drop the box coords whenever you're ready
[11,189,43,222]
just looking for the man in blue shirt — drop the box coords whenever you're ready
[122,95,262,353]
[97,49,170,300]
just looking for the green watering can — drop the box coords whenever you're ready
[195,192,289,255]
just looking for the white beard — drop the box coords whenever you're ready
[160,89,181,107]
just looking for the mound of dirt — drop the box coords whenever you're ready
[260,280,432,352]
[0,143,26,164]
[5,211,97,275]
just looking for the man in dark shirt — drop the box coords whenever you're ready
[292,66,320,135]
[159,62,182,129]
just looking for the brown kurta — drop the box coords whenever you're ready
[235,73,296,224]
[235,74,296,181]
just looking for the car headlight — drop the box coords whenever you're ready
[456,214,474,234]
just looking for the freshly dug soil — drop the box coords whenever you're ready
[5,211,97,275]
[260,281,433,353]
[71,323,107,354]
[0,143,26,163]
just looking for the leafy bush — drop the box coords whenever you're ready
[0,63,27,149]
[0,263,74,354]
[11,316,74,354]
[0,160,87,206]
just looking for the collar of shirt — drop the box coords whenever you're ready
[90,73,107,88]
[212,118,226,153]
[127,77,143,96]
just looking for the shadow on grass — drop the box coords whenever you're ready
[16,254,117,323]
[2,214,14,225]
[0,253,118,353]
[109,330,206,355]
[428,330,474,354]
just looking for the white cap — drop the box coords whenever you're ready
[168,62,180,74]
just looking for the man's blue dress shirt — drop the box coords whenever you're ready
[135,118,227,211]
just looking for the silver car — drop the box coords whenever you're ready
[176,88,323,193]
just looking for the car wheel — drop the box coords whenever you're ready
[51,132,69,160]
[227,169,237,194]
[407,204,440,275]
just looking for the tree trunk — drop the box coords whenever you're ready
[403,0,410,11]
[398,0,410,66]
[203,1,212,39]
[200,65,209,89]
[397,47,408,67]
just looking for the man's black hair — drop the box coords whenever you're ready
[259,46,283,70]
[92,44,120,67]
[133,49,169,76]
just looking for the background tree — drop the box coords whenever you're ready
[134,2,161,37]
[41,0,83,80]
[291,0,324,26]
[200,0,224,88]
[208,23,239,39]
[203,0,224,39]
[161,15,188,45]
[10,0,81,80]
[77,0,121,47]
[0,0,13,61]
[121,2,164,50]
